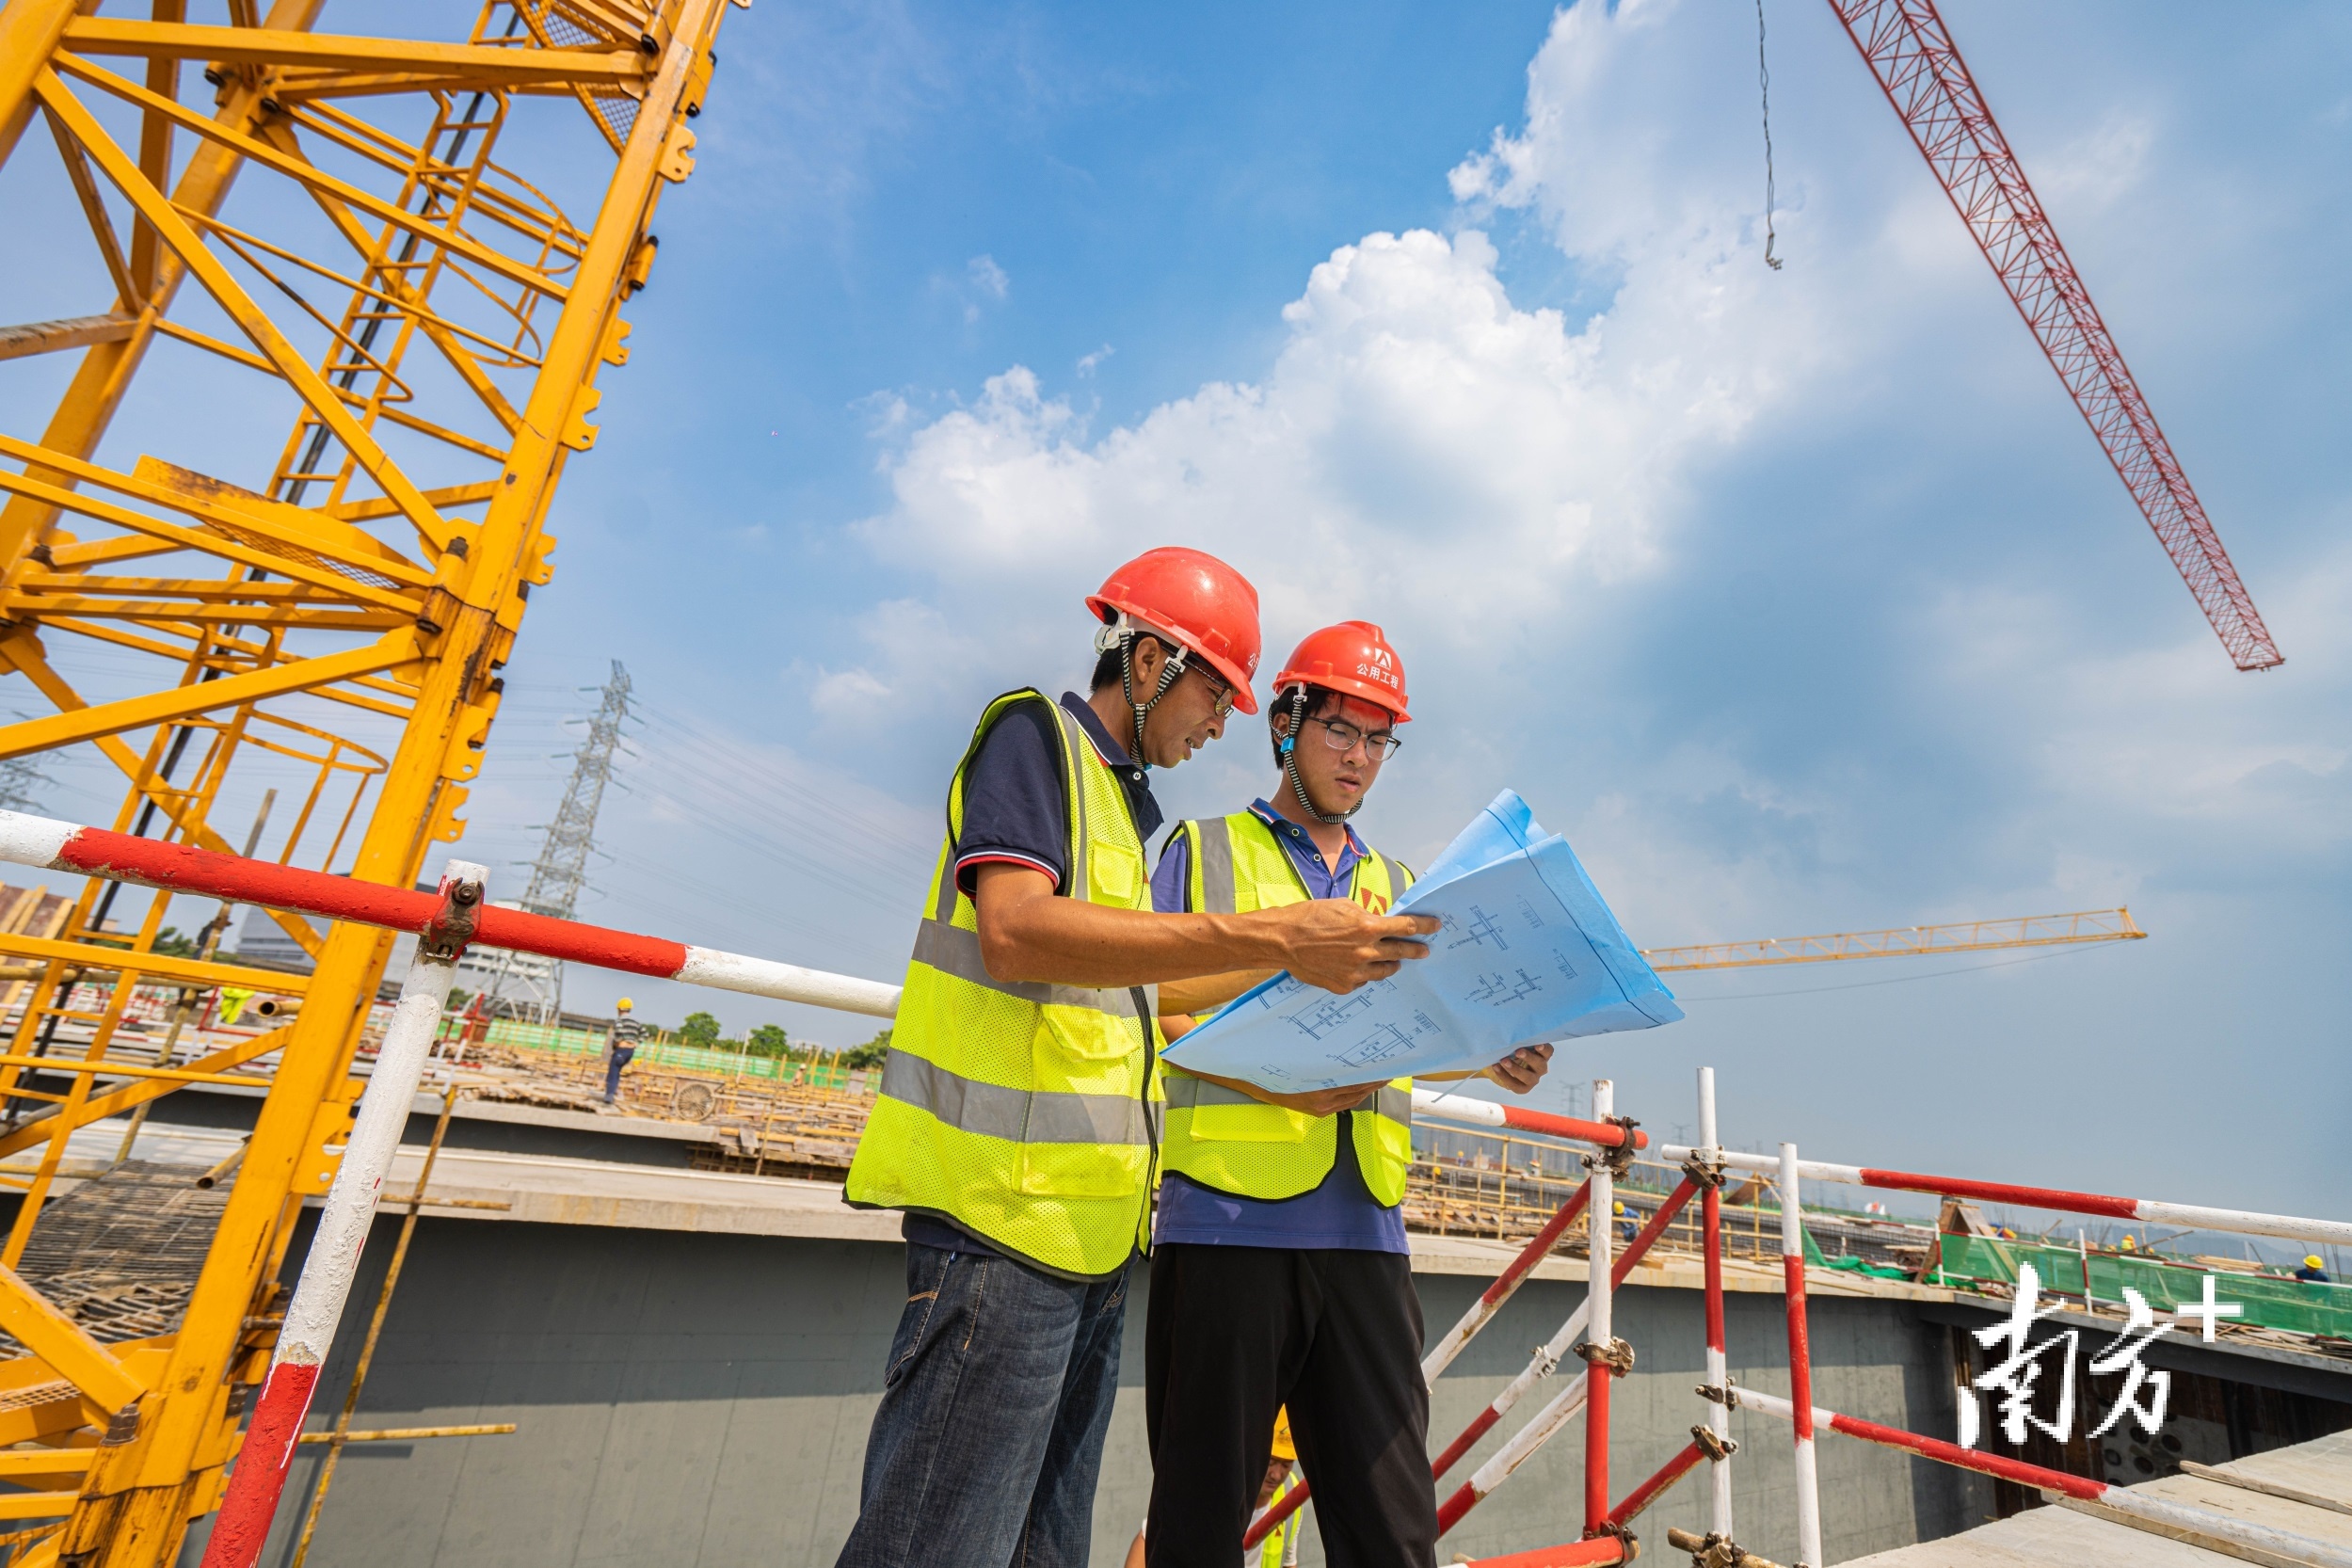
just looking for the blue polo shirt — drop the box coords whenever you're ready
[1150,800,1410,1253]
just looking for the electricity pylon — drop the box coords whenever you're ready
[0,3,731,1562]
[470,660,632,1021]
[0,754,51,815]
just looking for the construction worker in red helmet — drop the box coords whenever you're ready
[838,559,1442,1568]
[1139,621,1551,1568]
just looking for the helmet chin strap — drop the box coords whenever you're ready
[1113,625,1186,770]
[1279,687,1359,824]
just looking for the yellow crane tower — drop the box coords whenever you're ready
[0,2,734,1561]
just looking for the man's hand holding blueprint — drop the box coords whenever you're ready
[1161,790,1683,1093]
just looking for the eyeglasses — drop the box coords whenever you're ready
[1305,714,1400,760]
[1191,664,1237,718]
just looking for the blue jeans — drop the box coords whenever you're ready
[836,1240,1130,1568]
[602,1048,632,1102]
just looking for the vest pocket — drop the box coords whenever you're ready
[1019,1139,1147,1199]
[1188,1102,1320,1144]
[1036,1000,1140,1064]
[1088,840,1144,907]
[1017,1009,1148,1199]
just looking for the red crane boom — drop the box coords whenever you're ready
[1827,0,2282,671]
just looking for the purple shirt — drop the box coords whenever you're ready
[1151,801,1410,1254]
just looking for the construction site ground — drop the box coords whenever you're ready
[0,1068,2340,1567]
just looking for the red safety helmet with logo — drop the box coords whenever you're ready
[1085,548,1262,715]
[1272,620,1409,723]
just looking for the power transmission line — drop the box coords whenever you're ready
[0,754,53,816]
[470,661,633,1022]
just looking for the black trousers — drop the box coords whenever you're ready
[1144,1244,1435,1568]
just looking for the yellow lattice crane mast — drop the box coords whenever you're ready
[0,2,734,1560]
[1640,907,2145,972]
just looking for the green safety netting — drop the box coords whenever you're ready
[462,1017,864,1089]
[1927,1234,2352,1339]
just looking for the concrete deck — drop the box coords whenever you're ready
[1848,1429,2352,1565]
[16,1114,1974,1300]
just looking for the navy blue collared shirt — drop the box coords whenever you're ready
[953,692,1162,895]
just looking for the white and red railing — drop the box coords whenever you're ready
[2,808,2346,1568]
[0,810,902,1018]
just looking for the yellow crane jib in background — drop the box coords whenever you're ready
[0,2,739,1563]
[1640,908,2147,973]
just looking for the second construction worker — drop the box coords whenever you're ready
[602,998,640,1104]
[834,555,1443,1568]
[1144,622,1553,1567]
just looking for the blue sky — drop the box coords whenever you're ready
[4,1,2347,1220]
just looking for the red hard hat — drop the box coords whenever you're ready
[1085,548,1262,714]
[1273,621,1409,722]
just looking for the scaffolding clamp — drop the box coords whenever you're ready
[1680,1146,1730,1190]
[1582,1518,1639,1559]
[1691,1423,1737,1463]
[1576,1336,1636,1376]
[1666,1528,1768,1568]
[1695,1379,1740,1410]
[419,874,486,963]
[1583,1114,1641,1179]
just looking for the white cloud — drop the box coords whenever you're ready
[836,0,1913,875]
[804,597,983,727]
[833,0,2346,960]
[809,665,891,716]
[968,253,1011,299]
[860,213,1797,662]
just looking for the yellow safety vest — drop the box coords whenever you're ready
[1159,811,1416,1207]
[845,690,1160,1277]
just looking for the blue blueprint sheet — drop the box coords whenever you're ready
[1161,791,1683,1092]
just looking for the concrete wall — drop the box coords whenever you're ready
[184,1220,1985,1568]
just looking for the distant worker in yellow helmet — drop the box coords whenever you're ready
[1143,621,1550,1567]
[836,557,1441,1568]
[2296,1255,2331,1284]
[602,998,640,1104]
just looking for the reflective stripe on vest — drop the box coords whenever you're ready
[846,690,1159,1277]
[1162,1072,1412,1128]
[1160,810,1416,1206]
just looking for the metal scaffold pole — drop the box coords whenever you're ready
[201,862,485,1568]
[1782,1141,1823,1568]
[1583,1079,1616,1537]
[1698,1067,1734,1541]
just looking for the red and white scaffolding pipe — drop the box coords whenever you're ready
[1779,1142,1823,1568]
[0,810,904,1019]
[1420,1177,1591,1384]
[200,861,488,1568]
[1409,1084,1654,1384]
[1653,1141,2352,1251]
[1696,1066,1734,1542]
[1249,1107,1655,1550]
[1431,1176,1699,1533]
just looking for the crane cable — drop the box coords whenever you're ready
[1757,0,1784,271]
